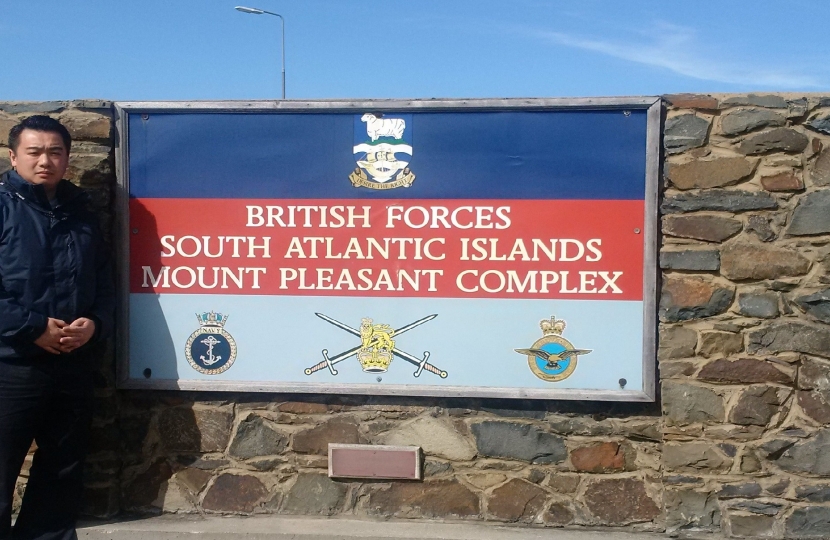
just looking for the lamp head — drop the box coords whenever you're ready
[235,6,264,14]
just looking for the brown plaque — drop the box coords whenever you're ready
[329,444,422,480]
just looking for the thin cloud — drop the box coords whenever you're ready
[522,21,822,89]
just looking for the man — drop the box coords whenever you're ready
[0,116,114,540]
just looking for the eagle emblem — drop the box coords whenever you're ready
[515,316,591,382]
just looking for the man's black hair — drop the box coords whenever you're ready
[8,115,71,153]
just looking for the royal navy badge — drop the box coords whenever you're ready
[349,113,415,190]
[515,316,591,382]
[185,311,237,375]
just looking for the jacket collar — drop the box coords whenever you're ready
[1,170,86,209]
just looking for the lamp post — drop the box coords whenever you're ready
[235,6,286,99]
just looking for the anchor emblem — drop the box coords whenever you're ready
[185,311,237,375]
[199,335,223,366]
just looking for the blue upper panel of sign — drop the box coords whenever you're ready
[128,109,648,200]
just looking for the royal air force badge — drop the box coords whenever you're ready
[350,113,415,189]
[185,311,237,375]
[515,316,592,382]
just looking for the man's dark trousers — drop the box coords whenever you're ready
[0,356,94,540]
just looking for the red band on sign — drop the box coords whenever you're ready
[130,198,644,300]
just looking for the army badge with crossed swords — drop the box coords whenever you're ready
[304,313,448,379]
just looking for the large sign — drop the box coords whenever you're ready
[115,98,660,401]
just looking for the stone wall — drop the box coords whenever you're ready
[4,95,830,538]
[116,394,661,529]
[660,93,830,538]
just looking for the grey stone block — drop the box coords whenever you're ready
[747,321,830,358]
[471,421,566,464]
[662,190,777,214]
[788,190,830,236]
[807,113,830,135]
[796,484,830,502]
[281,474,347,515]
[662,382,724,425]
[786,506,830,539]
[728,515,775,538]
[660,249,720,271]
[721,94,789,108]
[795,289,830,324]
[665,114,710,154]
[0,101,65,114]
[229,415,288,459]
[720,108,786,136]
[738,293,779,318]
[718,482,762,498]
[775,429,830,475]
[738,128,809,155]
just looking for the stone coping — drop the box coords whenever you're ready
[77,515,663,540]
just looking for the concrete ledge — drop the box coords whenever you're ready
[78,515,664,540]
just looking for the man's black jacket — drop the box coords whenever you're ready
[0,170,115,360]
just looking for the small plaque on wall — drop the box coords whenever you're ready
[328,444,422,480]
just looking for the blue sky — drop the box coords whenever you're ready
[2,0,827,101]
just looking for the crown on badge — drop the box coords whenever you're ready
[358,349,393,373]
[196,311,229,328]
[540,316,566,336]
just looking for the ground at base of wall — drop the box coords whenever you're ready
[77,514,664,540]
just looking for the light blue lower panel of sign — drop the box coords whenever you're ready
[129,294,644,393]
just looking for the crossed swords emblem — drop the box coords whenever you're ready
[304,313,448,378]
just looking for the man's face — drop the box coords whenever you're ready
[9,129,69,189]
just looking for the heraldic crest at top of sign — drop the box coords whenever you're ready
[514,316,592,382]
[350,113,415,189]
[304,312,448,379]
[185,311,237,375]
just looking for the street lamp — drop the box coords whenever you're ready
[235,6,286,99]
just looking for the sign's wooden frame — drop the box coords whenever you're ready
[114,97,661,401]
